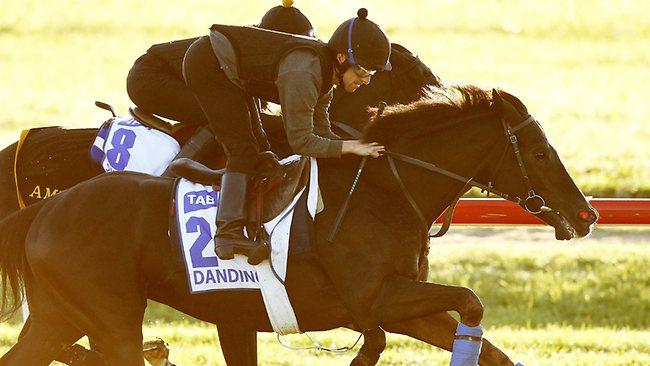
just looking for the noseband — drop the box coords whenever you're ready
[329,113,552,242]
[500,116,550,214]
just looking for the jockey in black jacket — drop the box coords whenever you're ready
[183,8,391,264]
[126,1,316,160]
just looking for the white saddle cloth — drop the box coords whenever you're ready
[175,156,319,334]
[92,116,180,176]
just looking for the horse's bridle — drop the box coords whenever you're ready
[328,112,553,242]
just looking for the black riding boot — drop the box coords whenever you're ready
[214,172,269,265]
[161,126,214,177]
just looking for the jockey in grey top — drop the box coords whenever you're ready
[182,8,391,264]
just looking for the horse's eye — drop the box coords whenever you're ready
[534,152,547,160]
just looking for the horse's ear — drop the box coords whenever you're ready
[491,88,503,113]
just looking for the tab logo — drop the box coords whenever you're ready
[184,190,218,213]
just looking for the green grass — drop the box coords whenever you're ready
[3,323,648,365]
[1,0,649,196]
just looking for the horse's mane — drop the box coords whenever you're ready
[363,85,493,144]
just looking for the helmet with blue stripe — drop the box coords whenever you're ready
[327,8,392,72]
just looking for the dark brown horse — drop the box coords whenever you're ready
[0,43,441,366]
[0,86,597,365]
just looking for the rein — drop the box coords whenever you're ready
[328,112,552,242]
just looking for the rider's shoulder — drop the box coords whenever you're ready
[279,48,320,73]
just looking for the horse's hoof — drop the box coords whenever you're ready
[143,338,172,366]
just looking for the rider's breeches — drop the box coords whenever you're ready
[127,53,207,126]
[183,36,268,174]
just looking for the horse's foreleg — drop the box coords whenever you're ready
[384,312,514,366]
[373,276,483,327]
[371,276,484,365]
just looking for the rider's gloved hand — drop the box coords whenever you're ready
[255,151,282,178]
[342,140,385,158]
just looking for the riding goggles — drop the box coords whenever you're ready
[351,64,377,78]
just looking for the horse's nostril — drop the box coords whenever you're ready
[578,210,597,223]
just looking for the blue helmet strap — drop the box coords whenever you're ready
[347,18,357,66]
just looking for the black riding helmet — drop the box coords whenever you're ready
[259,0,316,37]
[327,8,392,72]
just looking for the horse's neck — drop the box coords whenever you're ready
[315,116,503,247]
[362,117,504,230]
[400,120,503,225]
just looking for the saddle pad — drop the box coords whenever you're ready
[14,127,104,208]
[89,116,180,176]
[174,157,319,334]
[174,156,319,290]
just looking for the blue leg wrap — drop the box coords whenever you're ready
[449,323,483,366]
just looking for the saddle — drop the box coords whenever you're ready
[129,106,184,135]
[169,155,310,224]
[128,107,199,146]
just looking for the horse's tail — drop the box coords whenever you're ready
[0,200,46,321]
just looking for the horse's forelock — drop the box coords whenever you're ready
[363,85,494,144]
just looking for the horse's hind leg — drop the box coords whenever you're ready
[19,316,108,365]
[58,272,147,365]
[0,317,82,366]
[384,312,514,366]
[38,278,148,366]
[217,324,257,365]
[86,302,146,366]
[93,326,145,366]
